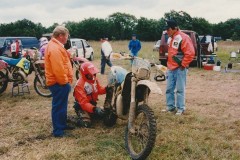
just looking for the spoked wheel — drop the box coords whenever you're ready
[125,104,157,160]
[0,71,8,94]
[34,76,52,97]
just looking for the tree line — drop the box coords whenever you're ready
[0,10,239,41]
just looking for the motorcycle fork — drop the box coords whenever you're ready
[33,63,45,86]
[7,67,16,80]
[128,77,137,133]
[72,60,80,70]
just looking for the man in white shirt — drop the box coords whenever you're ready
[100,37,113,74]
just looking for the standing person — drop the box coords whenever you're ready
[10,39,20,59]
[128,34,141,57]
[45,26,74,137]
[163,20,195,115]
[39,37,49,59]
[100,37,112,74]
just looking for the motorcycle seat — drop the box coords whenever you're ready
[0,56,21,66]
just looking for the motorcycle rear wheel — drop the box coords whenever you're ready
[125,104,157,160]
[0,71,8,94]
[34,76,52,97]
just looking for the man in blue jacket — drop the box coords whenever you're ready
[128,34,141,57]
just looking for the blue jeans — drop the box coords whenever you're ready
[49,83,71,136]
[101,56,112,74]
[130,52,139,65]
[166,68,187,112]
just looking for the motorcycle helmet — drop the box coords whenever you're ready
[80,62,99,82]
[39,37,49,48]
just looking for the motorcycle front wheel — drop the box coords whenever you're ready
[0,71,8,94]
[34,76,52,97]
[125,104,157,160]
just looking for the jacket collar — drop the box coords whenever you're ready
[52,38,64,48]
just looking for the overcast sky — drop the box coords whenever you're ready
[0,0,239,27]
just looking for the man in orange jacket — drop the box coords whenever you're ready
[73,61,107,127]
[45,26,73,137]
[163,19,195,115]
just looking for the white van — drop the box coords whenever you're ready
[70,38,94,61]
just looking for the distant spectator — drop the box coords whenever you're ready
[10,39,21,59]
[39,37,49,59]
[128,34,141,57]
[100,37,113,74]
[201,35,206,43]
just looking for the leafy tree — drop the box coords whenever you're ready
[0,19,45,39]
[164,10,193,30]
[108,12,137,40]
[192,17,212,35]
[76,18,110,40]
[135,17,165,41]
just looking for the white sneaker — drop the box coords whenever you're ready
[161,108,176,113]
[175,110,184,115]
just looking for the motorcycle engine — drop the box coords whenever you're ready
[12,70,27,83]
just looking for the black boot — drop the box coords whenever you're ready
[103,85,114,109]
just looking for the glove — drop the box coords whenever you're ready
[93,107,105,116]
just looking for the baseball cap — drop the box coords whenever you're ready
[164,19,178,30]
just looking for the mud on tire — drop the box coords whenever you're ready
[125,104,157,160]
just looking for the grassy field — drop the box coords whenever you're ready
[0,40,240,160]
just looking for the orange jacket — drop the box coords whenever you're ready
[167,30,195,70]
[44,38,73,86]
[73,77,106,113]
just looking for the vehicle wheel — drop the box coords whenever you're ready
[88,53,94,61]
[34,76,52,97]
[0,71,8,94]
[103,109,117,127]
[125,104,157,160]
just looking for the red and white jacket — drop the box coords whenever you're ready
[73,76,106,113]
[167,30,195,70]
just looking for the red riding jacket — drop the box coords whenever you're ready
[167,30,195,70]
[73,76,106,113]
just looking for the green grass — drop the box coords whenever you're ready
[0,41,240,160]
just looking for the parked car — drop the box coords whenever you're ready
[153,40,161,51]
[69,38,94,61]
[159,30,201,67]
[0,37,39,56]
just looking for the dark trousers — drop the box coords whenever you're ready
[11,52,20,59]
[101,56,112,74]
[49,83,71,136]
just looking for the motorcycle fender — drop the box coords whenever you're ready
[16,58,30,74]
[72,57,88,62]
[137,80,162,95]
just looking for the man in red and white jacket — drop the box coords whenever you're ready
[10,39,21,59]
[163,19,195,115]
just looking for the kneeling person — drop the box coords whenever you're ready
[73,62,107,127]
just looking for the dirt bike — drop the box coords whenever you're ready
[0,48,51,97]
[68,47,88,80]
[0,59,8,93]
[103,53,164,160]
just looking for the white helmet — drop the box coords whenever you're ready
[39,37,48,47]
